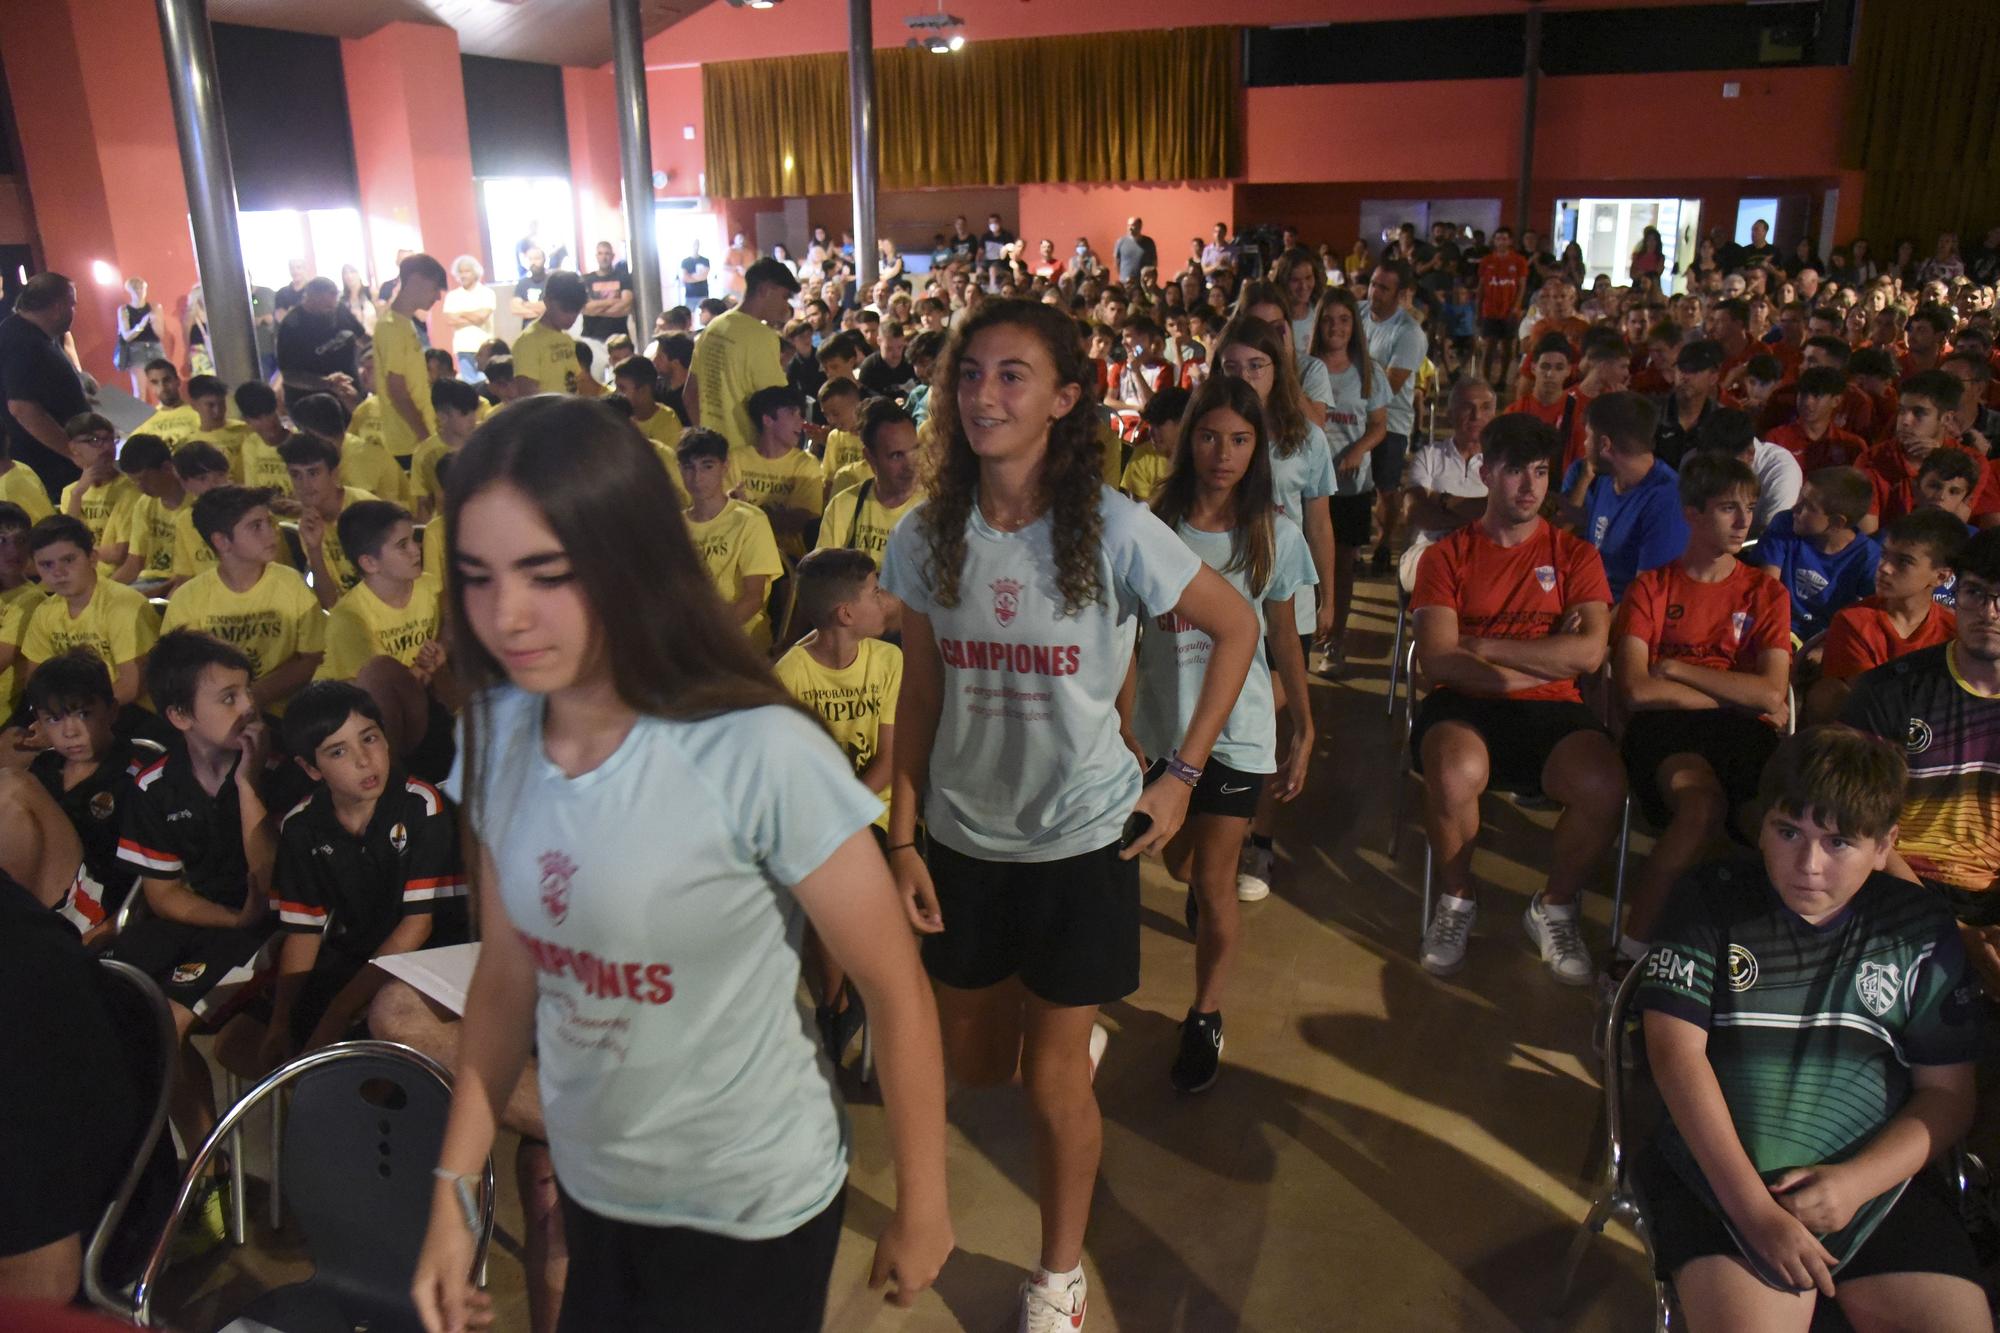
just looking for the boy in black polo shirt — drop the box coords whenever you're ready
[1637,726,1983,1325]
[107,629,284,1229]
[25,650,143,942]
[264,681,466,1065]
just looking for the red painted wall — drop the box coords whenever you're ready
[563,64,624,256]
[1018,183,1236,279]
[342,22,480,285]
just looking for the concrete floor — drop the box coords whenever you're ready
[162,572,1665,1332]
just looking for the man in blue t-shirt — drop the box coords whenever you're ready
[1559,390,1688,598]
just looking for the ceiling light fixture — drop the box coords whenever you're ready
[904,2,966,53]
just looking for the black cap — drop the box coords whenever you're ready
[1675,338,1724,373]
[745,257,801,295]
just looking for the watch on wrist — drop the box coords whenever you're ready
[1165,752,1203,787]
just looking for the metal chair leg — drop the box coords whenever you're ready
[268,1089,284,1231]
[1420,839,1435,945]
[1556,1188,1618,1308]
[1610,794,1634,950]
[1385,593,1408,718]
[223,1071,246,1246]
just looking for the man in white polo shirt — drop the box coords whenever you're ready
[1361,259,1430,576]
[1399,378,1495,591]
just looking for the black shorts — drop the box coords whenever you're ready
[1479,317,1516,340]
[107,916,275,1021]
[556,1188,844,1333]
[1371,431,1411,491]
[921,838,1139,1007]
[1637,1144,1981,1285]
[1330,492,1374,549]
[1621,709,1781,831]
[288,949,372,1049]
[1146,757,1264,820]
[1411,689,1607,793]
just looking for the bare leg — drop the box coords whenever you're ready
[1185,814,1250,1013]
[515,1140,567,1333]
[1673,1255,1816,1333]
[1620,754,1727,944]
[169,1002,221,1174]
[0,768,83,911]
[367,980,545,1138]
[1020,998,1104,1273]
[0,1234,82,1303]
[1329,544,1360,654]
[1538,729,1627,908]
[1421,722,1490,902]
[1840,1270,1994,1333]
[931,975,1027,1088]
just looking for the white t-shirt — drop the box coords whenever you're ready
[880,484,1201,861]
[1135,515,1315,773]
[1360,304,1427,436]
[446,689,879,1238]
[1321,361,1391,499]
[1269,422,1335,633]
[1295,352,1335,412]
[1401,437,1488,590]
[1751,438,1803,535]
[442,284,495,357]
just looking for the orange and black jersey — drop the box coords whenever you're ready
[32,740,144,925]
[117,743,304,910]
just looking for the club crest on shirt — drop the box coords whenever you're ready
[171,962,205,984]
[390,822,408,855]
[1855,960,1903,1018]
[538,850,578,925]
[1726,944,1758,992]
[991,577,1023,627]
[1729,611,1750,641]
[89,791,116,821]
[1534,565,1556,592]
[1905,717,1934,755]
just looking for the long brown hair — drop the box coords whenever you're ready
[1210,314,1311,459]
[918,299,1106,616]
[443,395,812,825]
[1269,247,1328,319]
[1310,286,1376,392]
[1150,374,1277,597]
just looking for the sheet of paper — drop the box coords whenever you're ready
[371,941,481,1017]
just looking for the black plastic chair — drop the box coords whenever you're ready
[80,958,180,1318]
[133,1040,496,1332]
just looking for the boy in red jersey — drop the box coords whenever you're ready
[1476,226,1530,389]
[1807,508,1965,723]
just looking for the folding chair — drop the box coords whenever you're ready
[80,959,180,1319]
[133,1040,497,1332]
[1385,584,1411,719]
[1555,958,1672,1330]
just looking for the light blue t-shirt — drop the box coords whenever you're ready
[1322,360,1391,499]
[880,484,1202,861]
[446,690,879,1239]
[1564,456,1690,600]
[1360,303,1427,436]
[1135,514,1316,773]
[1270,421,1335,634]
[1754,509,1879,639]
[1296,351,1335,412]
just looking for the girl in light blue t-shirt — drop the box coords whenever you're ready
[408,397,952,1333]
[1133,375,1318,1094]
[1310,286,1393,667]
[881,299,1259,1333]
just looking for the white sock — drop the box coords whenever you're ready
[1617,933,1649,963]
[1035,1263,1083,1287]
[1438,893,1476,914]
[1537,892,1579,918]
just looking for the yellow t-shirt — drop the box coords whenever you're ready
[409,435,454,512]
[135,403,200,445]
[163,565,325,708]
[302,487,379,598]
[339,432,408,506]
[633,405,683,456]
[21,578,161,684]
[186,423,247,480]
[513,321,583,395]
[815,482,923,568]
[172,505,295,582]
[684,499,783,651]
[689,308,786,454]
[372,309,435,456]
[238,432,293,495]
[119,490,190,582]
[0,462,53,523]
[826,457,873,498]
[820,429,865,491]
[0,582,48,712]
[1119,445,1172,503]
[729,446,823,561]
[316,578,441,681]
[1095,415,1124,487]
[773,637,901,829]
[59,476,141,567]
[349,396,386,455]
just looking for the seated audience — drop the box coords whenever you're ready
[1756,466,1878,643]
[816,399,923,569]
[280,434,376,611]
[20,515,160,710]
[25,650,143,940]
[1766,366,1866,470]
[732,385,823,562]
[1119,386,1188,504]
[411,377,482,523]
[59,414,137,572]
[1652,339,1723,469]
[1560,391,1689,599]
[1399,377,1495,591]
[291,391,407,507]
[816,376,867,488]
[0,502,45,715]
[1807,508,1966,724]
[1689,407,1799,537]
[107,432,189,587]
[678,428,783,652]
[232,382,296,496]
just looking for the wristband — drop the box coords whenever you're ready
[433,1168,480,1233]
[1164,751,1203,787]
[887,841,917,853]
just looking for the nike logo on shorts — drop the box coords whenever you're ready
[1219,783,1251,794]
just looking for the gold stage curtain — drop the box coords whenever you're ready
[702,26,1236,198]
[1842,0,2000,245]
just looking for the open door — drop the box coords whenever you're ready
[1674,198,1702,294]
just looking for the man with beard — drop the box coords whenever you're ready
[0,273,86,495]
[276,277,366,410]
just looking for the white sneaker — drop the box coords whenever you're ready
[1236,844,1273,901]
[1420,897,1476,976]
[1020,1267,1088,1333]
[1524,892,1593,986]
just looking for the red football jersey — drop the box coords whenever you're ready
[1412,519,1611,703]
[1821,597,1958,680]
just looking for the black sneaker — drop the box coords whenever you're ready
[1170,1010,1224,1093]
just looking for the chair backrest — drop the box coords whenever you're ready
[81,958,179,1318]
[1598,958,1649,1188]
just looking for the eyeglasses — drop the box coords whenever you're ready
[1958,585,2000,615]
[74,431,116,444]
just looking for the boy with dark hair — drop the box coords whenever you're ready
[411,377,482,522]
[168,442,264,588]
[375,254,448,459]
[290,391,407,506]
[814,330,867,386]
[1410,413,1627,981]
[1736,354,1785,431]
[1110,316,1173,412]
[857,318,918,399]
[1691,406,1799,536]
[1914,448,1982,526]
[281,433,376,611]
[1767,366,1866,470]
[1558,329,1633,469]
[1859,370,1996,535]
[263,680,466,1063]
[514,271,588,395]
[817,399,923,569]
[1608,453,1791,969]
[20,514,160,708]
[480,355,521,405]
[652,333,694,426]
[1756,466,1880,641]
[316,500,454,782]
[1120,385,1189,504]
[108,629,283,1234]
[1507,331,1575,429]
[611,354,682,466]
[733,384,823,561]
[136,359,199,443]
[59,413,137,572]
[25,650,143,940]
[1809,508,1965,723]
[1637,726,1984,1329]
[109,432,189,587]
[1653,338,1724,469]
[815,376,866,490]
[0,501,44,715]
[679,428,784,652]
[232,382,295,495]
[163,486,324,714]
[1560,390,1689,599]
[1847,347,1900,444]
[183,374,246,477]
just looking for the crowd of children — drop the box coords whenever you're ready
[2,220,1999,1333]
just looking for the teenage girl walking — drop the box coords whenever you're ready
[410,397,952,1333]
[881,301,1258,1332]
